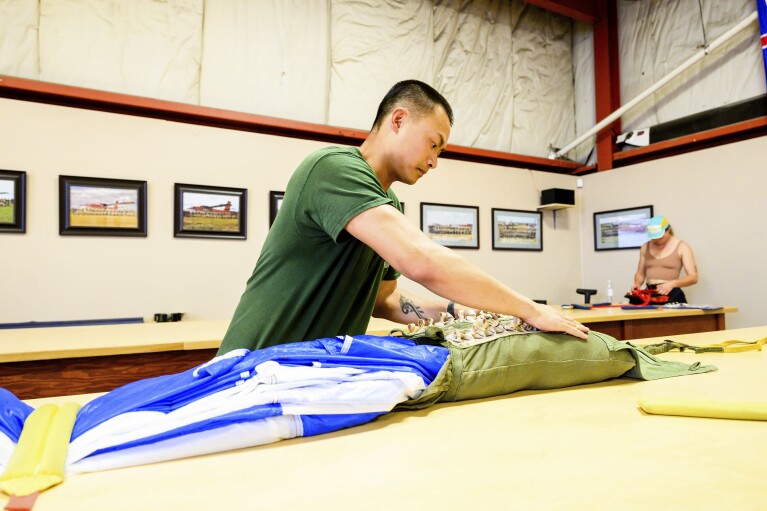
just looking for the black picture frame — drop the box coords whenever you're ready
[0,169,26,234]
[269,191,284,227]
[420,202,479,249]
[593,205,654,251]
[491,208,542,251]
[174,183,247,239]
[59,175,147,237]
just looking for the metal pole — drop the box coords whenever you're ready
[553,10,758,160]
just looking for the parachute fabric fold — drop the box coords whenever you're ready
[64,335,447,472]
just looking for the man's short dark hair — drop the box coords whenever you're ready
[371,80,454,131]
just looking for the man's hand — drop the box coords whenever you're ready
[523,303,589,340]
[655,282,674,295]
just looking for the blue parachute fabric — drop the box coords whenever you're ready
[0,387,33,442]
[71,358,251,438]
[84,403,283,458]
[300,412,384,437]
[72,335,447,440]
[274,335,447,380]
[231,335,447,381]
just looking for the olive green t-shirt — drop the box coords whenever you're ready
[218,146,401,354]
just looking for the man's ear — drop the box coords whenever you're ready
[390,107,408,134]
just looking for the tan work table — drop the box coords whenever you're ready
[559,305,737,340]
[0,320,227,399]
[5,326,765,511]
[0,318,405,399]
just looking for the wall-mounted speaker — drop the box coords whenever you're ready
[540,188,575,207]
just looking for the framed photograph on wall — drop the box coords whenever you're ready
[0,170,26,234]
[269,191,284,226]
[492,208,542,251]
[593,205,653,251]
[59,175,147,236]
[420,202,479,249]
[174,183,247,239]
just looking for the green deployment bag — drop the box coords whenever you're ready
[392,313,716,410]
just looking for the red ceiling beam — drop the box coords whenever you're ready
[522,0,597,24]
[592,0,621,171]
[0,75,579,174]
[0,75,369,144]
[6,74,760,176]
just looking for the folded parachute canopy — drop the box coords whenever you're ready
[1,334,448,488]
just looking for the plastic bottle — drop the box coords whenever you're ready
[606,280,614,304]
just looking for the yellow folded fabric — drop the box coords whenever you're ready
[639,397,767,421]
[0,402,81,497]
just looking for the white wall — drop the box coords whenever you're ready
[580,137,767,329]
[0,98,581,323]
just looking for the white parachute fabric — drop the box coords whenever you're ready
[0,435,13,473]
[68,416,302,474]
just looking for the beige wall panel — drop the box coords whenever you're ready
[0,0,39,79]
[433,0,514,151]
[38,0,202,103]
[328,0,434,129]
[199,0,329,123]
[511,6,575,158]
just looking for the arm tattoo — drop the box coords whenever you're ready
[399,295,426,320]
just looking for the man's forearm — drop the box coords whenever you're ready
[405,246,538,321]
[377,290,450,324]
[348,188,589,339]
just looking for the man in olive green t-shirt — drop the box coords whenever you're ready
[218,80,588,354]
[220,145,404,351]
